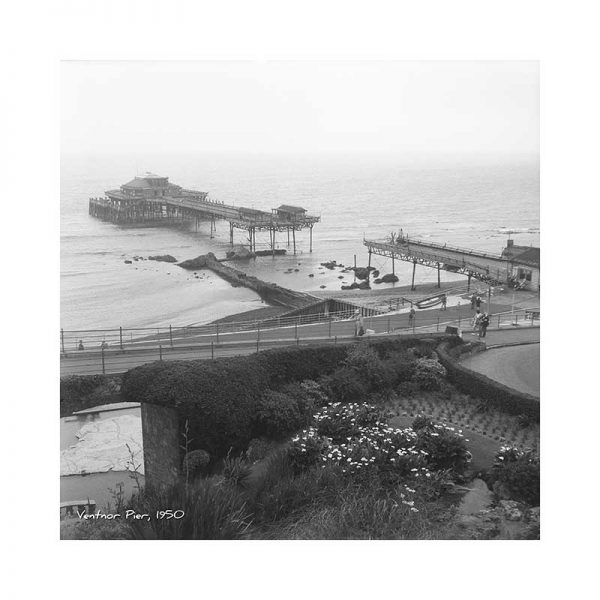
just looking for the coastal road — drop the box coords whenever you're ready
[60,319,539,377]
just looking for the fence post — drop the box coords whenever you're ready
[436,317,440,332]
[216,323,219,344]
[169,325,173,348]
[334,336,337,345]
[61,329,65,355]
[159,345,163,361]
[119,327,123,351]
[387,317,390,333]
[211,341,214,359]
[101,347,106,375]
[295,318,298,339]
[328,318,332,338]
[498,315,501,328]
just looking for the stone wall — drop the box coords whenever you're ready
[140,403,181,489]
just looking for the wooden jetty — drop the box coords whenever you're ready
[364,234,540,292]
[89,172,320,254]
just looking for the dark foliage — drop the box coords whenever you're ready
[320,366,368,403]
[253,390,304,439]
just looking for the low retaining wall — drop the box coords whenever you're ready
[436,339,539,421]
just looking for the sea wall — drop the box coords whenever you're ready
[436,339,540,421]
[178,252,317,309]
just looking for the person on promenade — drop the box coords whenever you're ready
[354,310,365,337]
[479,313,490,338]
[441,294,447,310]
[408,307,416,328]
[78,340,84,351]
[476,295,482,310]
[472,309,482,335]
[470,293,476,310]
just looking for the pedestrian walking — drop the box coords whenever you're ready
[441,294,447,310]
[470,293,476,310]
[472,309,482,335]
[408,307,416,328]
[479,313,490,338]
[476,295,482,310]
[78,340,84,351]
[354,310,365,337]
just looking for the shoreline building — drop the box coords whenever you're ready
[501,240,540,292]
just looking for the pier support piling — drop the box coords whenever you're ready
[437,262,441,288]
[292,228,296,255]
[411,260,417,291]
[309,224,313,252]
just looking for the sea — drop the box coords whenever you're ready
[61,153,540,332]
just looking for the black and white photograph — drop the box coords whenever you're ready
[5,0,598,596]
[59,60,540,541]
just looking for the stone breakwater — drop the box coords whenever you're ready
[178,252,318,310]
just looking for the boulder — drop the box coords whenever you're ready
[124,260,132,264]
[351,267,371,280]
[226,245,255,260]
[380,273,399,283]
[148,254,178,263]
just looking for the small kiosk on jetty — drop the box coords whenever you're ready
[89,173,320,254]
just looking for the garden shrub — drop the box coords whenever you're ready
[121,358,268,457]
[343,344,395,390]
[314,402,381,442]
[289,403,431,484]
[254,390,303,439]
[412,358,447,391]
[279,379,328,419]
[182,449,210,480]
[254,344,348,386]
[320,366,368,403]
[413,423,470,473]
[222,452,253,488]
[381,351,418,385]
[288,428,330,473]
[412,414,435,431]
[488,446,540,506]
[246,437,280,463]
[60,374,122,417]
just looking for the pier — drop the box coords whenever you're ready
[88,173,320,254]
[364,234,540,292]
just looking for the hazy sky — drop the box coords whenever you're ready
[61,61,538,157]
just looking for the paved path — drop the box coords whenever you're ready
[460,343,540,397]
[60,308,540,378]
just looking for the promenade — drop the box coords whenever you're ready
[60,301,539,377]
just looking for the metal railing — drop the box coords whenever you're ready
[60,306,539,376]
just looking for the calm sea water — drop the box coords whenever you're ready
[61,153,539,331]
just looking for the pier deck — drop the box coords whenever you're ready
[364,236,514,290]
[89,181,320,254]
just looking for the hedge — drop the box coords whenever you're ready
[436,340,540,422]
[119,337,451,458]
[60,374,122,417]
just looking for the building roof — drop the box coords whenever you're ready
[277,204,307,213]
[121,173,169,189]
[511,247,540,268]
